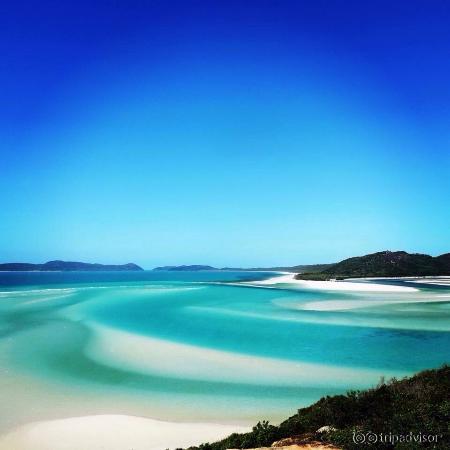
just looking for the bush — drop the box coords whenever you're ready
[181,365,450,450]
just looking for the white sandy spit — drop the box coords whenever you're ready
[251,274,418,292]
[0,415,248,450]
[408,277,450,286]
[295,296,450,312]
[85,323,398,388]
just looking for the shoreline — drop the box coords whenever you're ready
[249,274,419,292]
[0,415,248,450]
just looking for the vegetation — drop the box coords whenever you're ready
[295,250,450,281]
[179,365,450,449]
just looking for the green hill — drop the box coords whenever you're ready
[295,251,450,280]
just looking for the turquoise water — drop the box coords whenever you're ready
[1,271,449,429]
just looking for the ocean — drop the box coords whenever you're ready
[1,271,449,433]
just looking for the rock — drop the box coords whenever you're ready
[272,435,315,446]
[269,433,341,449]
[316,426,337,434]
[228,444,341,450]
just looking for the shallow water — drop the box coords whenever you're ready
[0,271,449,432]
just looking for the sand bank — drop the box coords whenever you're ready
[408,277,450,286]
[85,323,399,388]
[0,415,248,450]
[252,274,418,292]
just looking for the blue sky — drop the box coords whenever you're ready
[1,0,449,268]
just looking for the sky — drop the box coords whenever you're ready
[1,0,449,268]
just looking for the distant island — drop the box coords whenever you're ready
[153,265,217,271]
[152,264,333,272]
[0,260,144,271]
[296,250,450,281]
[222,263,333,273]
[3,251,450,277]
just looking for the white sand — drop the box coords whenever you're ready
[85,323,397,388]
[252,274,418,292]
[0,415,248,450]
[408,277,450,286]
[349,276,450,287]
[298,299,398,311]
[297,296,450,312]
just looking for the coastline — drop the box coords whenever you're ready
[0,415,248,450]
[249,273,419,292]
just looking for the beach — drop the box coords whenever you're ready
[0,415,248,450]
[251,273,419,291]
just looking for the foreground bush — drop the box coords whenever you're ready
[180,365,449,449]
